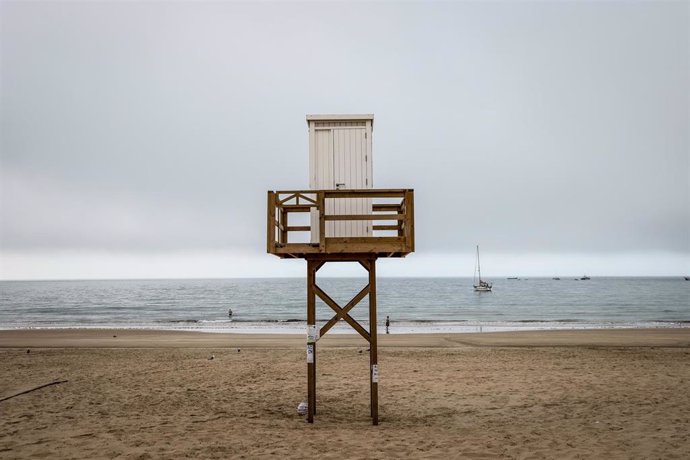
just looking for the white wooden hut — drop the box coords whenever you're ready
[307,114,374,241]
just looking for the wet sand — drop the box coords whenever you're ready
[1,328,689,458]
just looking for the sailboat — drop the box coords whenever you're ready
[473,245,492,292]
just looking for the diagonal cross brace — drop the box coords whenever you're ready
[314,284,371,343]
[318,284,371,338]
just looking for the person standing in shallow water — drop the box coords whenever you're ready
[385,316,390,334]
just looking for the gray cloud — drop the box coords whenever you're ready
[1,1,687,277]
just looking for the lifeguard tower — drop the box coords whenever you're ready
[267,114,414,425]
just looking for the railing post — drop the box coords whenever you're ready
[404,190,415,252]
[267,191,276,254]
[280,208,288,245]
[398,196,405,238]
[318,191,326,252]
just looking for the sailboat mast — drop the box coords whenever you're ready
[476,245,481,282]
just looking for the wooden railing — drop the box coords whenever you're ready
[267,189,414,258]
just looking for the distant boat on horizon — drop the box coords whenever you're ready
[552,277,561,280]
[473,245,492,292]
[580,275,591,280]
[507,277,519,280]
[685,276,689,281]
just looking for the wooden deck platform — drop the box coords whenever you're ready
[267,189,414,259]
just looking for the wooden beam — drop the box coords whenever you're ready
[405,190,415,252]
[372,203,402,212]
[286,226,311,232]
[314,285,371,342]
[296,193,317,205]
[273,244,321,254]
[267,191,276,254]
[307,260,316,423]
[372,225,399,231]
[305,253,392,262]
[358,259,371,272]
[280,209,288,244]
[278,193,297,205]
[319,284,370,337]
[369,257,379,425]
[281,204,313,212]
[326,237,406,254]
[325,214,403,221]
[275,247,408,258]
[318,192,326,252]
[313,260,326,273]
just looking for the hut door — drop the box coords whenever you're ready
[311,127,372,242]
[331,127,371,237]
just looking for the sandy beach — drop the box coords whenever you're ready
[1,328,689,458]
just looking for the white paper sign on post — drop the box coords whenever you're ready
[307,344,314,363]
[372,364,379,383]
[307,325,316,343]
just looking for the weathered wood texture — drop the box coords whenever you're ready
[267,189,414,258]
[304,256,379,425]
[306,260,317,423]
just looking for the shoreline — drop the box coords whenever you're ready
[1,327,689,348]
[1,319,687,336]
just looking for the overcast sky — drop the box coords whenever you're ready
[1,1,688,279]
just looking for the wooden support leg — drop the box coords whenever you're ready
[304,257,379,424]
[368,257,379,425]
[307,260,316,423]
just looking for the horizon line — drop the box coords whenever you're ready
[2,275,689,282]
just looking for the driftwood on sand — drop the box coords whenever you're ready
[0,380,68,403]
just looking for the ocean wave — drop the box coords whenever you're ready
[2,278,688,332]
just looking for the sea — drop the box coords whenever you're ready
[0,277,688,334]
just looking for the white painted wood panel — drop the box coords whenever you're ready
[310,129,335,242]
[331,127,371,237]
[308,115,373,241]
